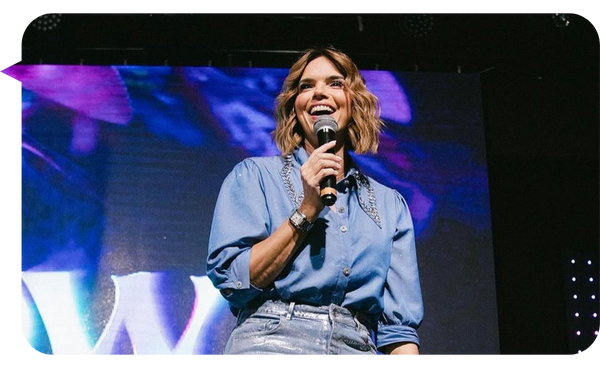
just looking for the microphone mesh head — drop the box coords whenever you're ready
[314,116,338,134]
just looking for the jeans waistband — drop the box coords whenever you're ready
[238,300,373,331]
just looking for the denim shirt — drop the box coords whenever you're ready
[206,147,424,349]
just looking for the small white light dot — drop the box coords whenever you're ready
[594,313,598,318]
[595,331,599,336]
[571,259,576,264]
[587,260,592,265]
[575,313,580,317]
[573,294,578,299]
[576,331,581,336]
[592,295,596,300]
[572,277,577,282]
[591,277,595,282]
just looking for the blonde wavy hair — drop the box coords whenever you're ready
[273,46,385,155]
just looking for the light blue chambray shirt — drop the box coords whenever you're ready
[206,147,424,349]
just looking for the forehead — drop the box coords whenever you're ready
[301,56,343,79]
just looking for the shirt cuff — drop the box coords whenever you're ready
[376,324,420,351]
[217,248,264,308]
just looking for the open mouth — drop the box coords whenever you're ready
[309,105,335,116]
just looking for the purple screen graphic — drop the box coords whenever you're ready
[8,64,498,354]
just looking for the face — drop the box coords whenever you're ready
[294,56,352,150]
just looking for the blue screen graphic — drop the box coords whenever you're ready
[7,64,498,354]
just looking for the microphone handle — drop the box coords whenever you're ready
[317,128,337,206]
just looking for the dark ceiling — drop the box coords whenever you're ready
[21,14,598,75]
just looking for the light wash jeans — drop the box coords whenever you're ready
[224,300,377,354]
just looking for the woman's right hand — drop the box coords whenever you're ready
[298,140,342,222]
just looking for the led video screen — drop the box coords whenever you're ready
[7,64,499,354]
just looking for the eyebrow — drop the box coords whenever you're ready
[298,75,345,84]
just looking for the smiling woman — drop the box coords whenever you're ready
[206,46,423,355]
[294,57,351,157]
[274,47,385,156]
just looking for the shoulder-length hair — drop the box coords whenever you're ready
[273,46,385,155]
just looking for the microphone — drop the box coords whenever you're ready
[314,116,338,206]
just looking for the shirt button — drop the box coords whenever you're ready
[339,207,346,214]
[340,225,347,233]
[343,267,350,277]
[236,281,242,289]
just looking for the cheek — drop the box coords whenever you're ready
[338,94,352,119]
[294,96,309,123]
[295,94,308,111]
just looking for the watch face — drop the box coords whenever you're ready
[290,210,309,231]
[291,211,303,225]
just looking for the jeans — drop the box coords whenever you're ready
[224,300,378,354]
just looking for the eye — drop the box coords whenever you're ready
[330,80,345,88]
[298,82,312,91]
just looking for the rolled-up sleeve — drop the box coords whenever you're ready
[376,191,424,350]
[206,159,268,309]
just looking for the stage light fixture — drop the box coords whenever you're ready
[398,14,434,38]
[552,14,571,28]
[30,14,62,32]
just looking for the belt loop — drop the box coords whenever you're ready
[286,302,295,320]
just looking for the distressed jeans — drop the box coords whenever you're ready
[224,300,377,354]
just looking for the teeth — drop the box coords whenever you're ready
[310,105,334,114]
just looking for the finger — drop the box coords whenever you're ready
[316,159,342,170]
[302,163,337,179]
[313,140,337,153]
[310,148,342,165]
[313,168,339,184]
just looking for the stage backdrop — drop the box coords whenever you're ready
[7,64,499,354]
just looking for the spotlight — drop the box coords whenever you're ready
[552,14,570,28]
[398,14,434,38]
[30,14,62,32]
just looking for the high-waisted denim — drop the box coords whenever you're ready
[224,300,378,354]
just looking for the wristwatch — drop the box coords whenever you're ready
[289,208,313,232]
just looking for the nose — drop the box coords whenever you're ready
[312,82,327,99]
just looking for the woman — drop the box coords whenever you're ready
[207,46,423,354]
